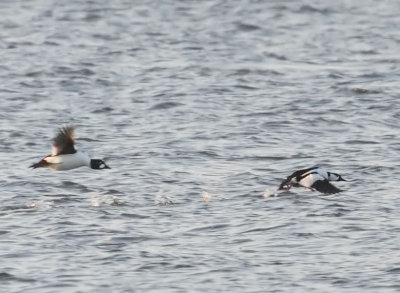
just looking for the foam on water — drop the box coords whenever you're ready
[155,190,174,205]
[201,191,211,204]
[262,187,281,198]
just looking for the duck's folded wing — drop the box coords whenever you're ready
[52,126,76,156]
[312,180,342,194]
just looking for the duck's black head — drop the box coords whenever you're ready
[278,176,293,190]
[90,159,111,170]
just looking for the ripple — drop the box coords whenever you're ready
[92,107,114,113]
[235,22,261,31]
[121,213,150,219]
[0,272,35,283]
[241,223,293,234]
[298,5,334,14]
[149,102,184,110]
[61,181,92,192]
[345,139,379,145]
[351,88,381,94]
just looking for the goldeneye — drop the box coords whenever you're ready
[30,126,110,171]
[278,166,345,194]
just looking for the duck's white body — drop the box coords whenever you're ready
[44,152,91,171]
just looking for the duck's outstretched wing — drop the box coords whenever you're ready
[52,126,76,156]
[312,180,342,194]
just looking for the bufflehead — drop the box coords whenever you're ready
[30,126,110,171]
[278,166,345,194]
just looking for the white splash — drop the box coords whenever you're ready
[262,187,281,198]
[27,200,54,210]
[202,191,211,204]
[91,198,101,207]
[91,195,121,207]
[155,190,173,205]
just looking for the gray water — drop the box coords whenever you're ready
[1,0,400,292]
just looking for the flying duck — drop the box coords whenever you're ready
[278,166,345,194]
[30,126,110,171]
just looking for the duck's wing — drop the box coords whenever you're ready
[311,180,342,194]
[278,167,319,190]
[30,155,52,168]
[51,126,76,156]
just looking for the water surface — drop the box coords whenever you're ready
[1,0,400,292]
